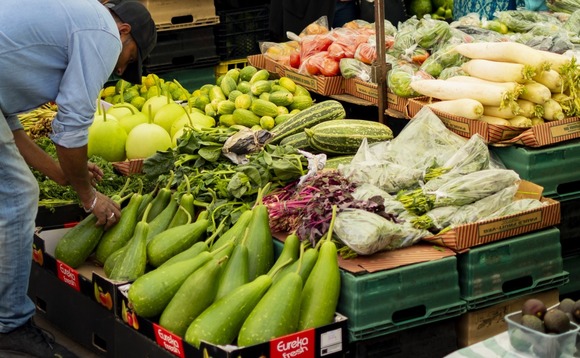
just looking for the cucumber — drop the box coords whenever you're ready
[146,218,210,267]
[298,240,340,330]
[239,66,258,82]
[214,241,249,301]
[246,187,274,280]
[108,218,148,282]
[268,91,294,107]
[237,272,302,346]
[268,233,300,277]
[210,209,253,251]
[145,173,174,222]
[305,119,394,155]
[184,275,273,348]
[145,194,179,243]
[159,241,209,268]
[270,100,346,144]
[103,245,127,278]
[159,257,225,337]
[274,245,318,286]
[54,214,104,269]
[167,177,195,229]
[128,251,213,318]
[95,193,143,264]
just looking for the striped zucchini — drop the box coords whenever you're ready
[279,131,317,151]
[270,100,346,144]
[305,119,393,155]
[324,155,355,168]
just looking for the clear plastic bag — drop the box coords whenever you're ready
[339,58,373,81]
[334,209,430,255]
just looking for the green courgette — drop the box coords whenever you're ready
[159,256,225,337]
[246,186,274,280]
[54,214,104,269]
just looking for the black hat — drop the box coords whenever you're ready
[109,1,157,84]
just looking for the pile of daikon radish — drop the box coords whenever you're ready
[410,42,579,127]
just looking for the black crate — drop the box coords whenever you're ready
[28,264,116,357]
[557,195,580,258]
[144,26,220,73]
[215,6,270,61]
[345,318,458,358]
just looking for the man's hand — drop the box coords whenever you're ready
[88,162,104,187]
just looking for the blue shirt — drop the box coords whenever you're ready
[0,0,121,148]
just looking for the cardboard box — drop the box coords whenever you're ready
[33,227,128,315]
[28,263,117,357]
[407,97,527,144]
[275,65,344,96]
[137,0,219,32]
[422,181,561,251]
[246,54,280,75]
[407,97,580,147]
[343,78,409,115]
[456,289,560,347]
[116,284,348,358]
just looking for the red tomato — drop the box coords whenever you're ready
[289,52,301,69]
[304,60,320,75]
[320,57,340,77]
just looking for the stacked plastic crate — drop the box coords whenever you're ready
[490,140,580,300]
[214,1,270,77]
[137,0,221,90]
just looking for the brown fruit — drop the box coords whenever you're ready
[521,314,545,333]
[573,300,580,323]
[559,298,575,314]
[543,309,570,334]
[522,298,547,320]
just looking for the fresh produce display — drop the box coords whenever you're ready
[408,0,454,21]
[508,297,580,356]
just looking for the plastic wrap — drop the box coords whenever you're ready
[484,198,547,220]
[334,209,430,255]
[339,58,373,81]
[450,184,519,225]
[351,183,407,216]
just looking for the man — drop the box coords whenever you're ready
[0,0,156,356]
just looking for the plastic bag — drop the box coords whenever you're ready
[351,183,407,216]
[493,10,561,33]
[411,205,460,231]
[483,198,546,220]
[334,209,430,255]
[339,58,373,81]
[354,41,377,65]
[299,51,340,76]
[387,62,433,97]
[414,16,453,51]
[261,41,300,65]
[450,184,519,225]
[420,43,467,77]
[300,33,334,60]
[327,28,370,60]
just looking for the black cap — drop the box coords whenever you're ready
[109,1,157,84]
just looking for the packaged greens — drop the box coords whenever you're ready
[420,43,467,77]
[494,10,561,33]
[484,198,546,220]
[352,183,407,216]
[547,0,580,14]
[438,66,467,79]
[449,184,519,226]
[411,206,460,231]
[339,58,373,81]
[387,62,434,97]
[414,16,453,51]
[334,208,430,255]
[398,169,521,215]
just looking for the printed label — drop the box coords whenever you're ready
[285,71,317,90]
[320,328,342,356]
[550,120,580,137]
[56,261,80,291]
[478,211,542,237]
[440,117,470,135]
[355,82,378,98]
[271,328,315,358]
[153,324,185,358]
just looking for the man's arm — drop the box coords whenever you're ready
[13,129,67,185]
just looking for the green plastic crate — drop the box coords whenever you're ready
[554,194,580,258]
[338,256,465,342]
[560,254,580,296]
[490,139,580,199]
[458,227,569,310]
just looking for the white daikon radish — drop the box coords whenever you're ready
[462,59,535,84]
[410,79,520,108]
[517,99,544,118]
[551,93,574,116]
[542,99,565,121]
[426,99,484,120]
[532,69,563,93]
[483,105,518,119]
[519,81,552,104]
[478,115,512,125]
[454,42,575,73]
[446,76,522,91]
[508,116,533,128]
[531,117,545,126]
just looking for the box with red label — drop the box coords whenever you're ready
[115,283,348,358]
[33,227,128,315]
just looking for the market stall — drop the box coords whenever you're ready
[20,0,580,357]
